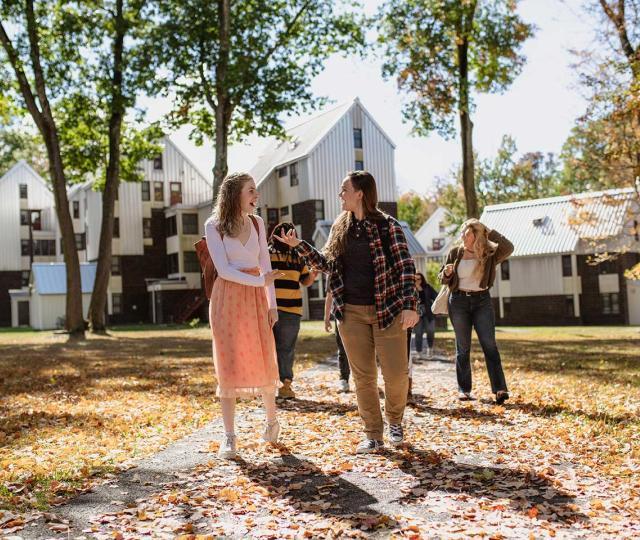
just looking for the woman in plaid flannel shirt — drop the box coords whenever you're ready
[274,171,418,454]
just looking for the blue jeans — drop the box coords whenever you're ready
[273,311,301,382]
[413,315,435,352]
[448,291,508,394]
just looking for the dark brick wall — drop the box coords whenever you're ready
[0,271,23,327]
[309,298,325,320]
[493,296,580,326]
[378,202,398,218]
[291,200,319,243]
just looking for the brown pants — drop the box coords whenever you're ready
[337,304,408,440]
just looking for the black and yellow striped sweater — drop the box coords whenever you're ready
[269,251,310,316]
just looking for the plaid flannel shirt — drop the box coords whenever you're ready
[297,214,417,329]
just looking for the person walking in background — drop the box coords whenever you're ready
[439,218,514,404]
[205,172,283,460]
[324,290,351,392]
[269,222,318,400]
[275,171,418,454]
[414,272,438,359]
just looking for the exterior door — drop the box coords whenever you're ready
[18,301,30,326]
[627,280,640,325]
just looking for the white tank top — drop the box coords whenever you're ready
[457,258,486,291]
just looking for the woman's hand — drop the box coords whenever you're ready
[273,228,302,248]
[443,263,454,277]
[401,309,419,330]
[263,269,284,286]
[324,317,332,333]
[268,308,278,328]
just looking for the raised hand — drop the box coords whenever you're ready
[273,228,302,248]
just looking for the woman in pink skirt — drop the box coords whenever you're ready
[205,172,282,459]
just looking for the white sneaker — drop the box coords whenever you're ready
[355,439,384,454]
[218,433,236,459]
[458,391,474,401]
[339,379,350,393]
[426,347,433,359]
[389,424,404,446]
[262,420,280,444]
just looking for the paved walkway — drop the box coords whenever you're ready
[12,352,637,539]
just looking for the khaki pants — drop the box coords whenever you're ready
[338,303,408,440]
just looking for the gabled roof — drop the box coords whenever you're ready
[480,187,637,257]
[32,262,96,295]
[164,136,213,187]
[313,219,427,259]
[414,207,457,254]
[250,97,395,186]
[0,160,49,189]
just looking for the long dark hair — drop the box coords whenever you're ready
[415,272,427,288]
[324,171,384,261]
[269,222,301,264]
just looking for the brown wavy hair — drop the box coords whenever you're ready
[323,171,384,261]
[460,218,498,279]
[212,172,254,237]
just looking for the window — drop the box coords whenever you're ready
[34,239,56,256]
[280,206,289,217]
[562,254,572,277]
[565,295,574,317]
[31,210,41,231]
[154,181,164,202]
[19,184,28,199]
[166,215,177,237]
[184,251,200,273]
[21,270,30,287]
[634,219,639,241]
[142,218,152,239]
[141,181,150,201]
[315,200,324,221]
[75,233,86,251]
[353,128,363,149]
[113,217,120,238]
[501,260,510,281]
[289,162,299,187]
[355,160,364,170]
[307,275,322,299]
[277,167,287,178]
[168,253,179,274]
[20,210,29,226]
[596,259,617,274]
[602,293,620,315]
[503,297,511,317]
[267,208,279,226]
[432,238,445,250]
[153,155,163,170]
[439,222,446,233]
[170,182,182,205]
[72,201,79,219]
[21,239,30,256]
[182,213,198,235]
[256,206,262,217]
[111,255,121,276]
[112,293,122,315]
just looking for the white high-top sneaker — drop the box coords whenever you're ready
[218,433,237,459]
[262,420,280,444]
[426,347,434,359]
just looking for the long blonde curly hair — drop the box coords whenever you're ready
[460,218,498,278]
[323,171,383,261]
[213,172,254,237]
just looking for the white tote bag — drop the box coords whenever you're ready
[431,285,450,315]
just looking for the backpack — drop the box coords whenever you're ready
[194,215,260,299]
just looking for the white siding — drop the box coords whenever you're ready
[31,293,92,330]
[0,162,55,271]
[117,182,144,255]
[86,188,103,261]
[509,256,564,297]
[257,174,280,211]
[361,110,396,203]
[308,113,353,222]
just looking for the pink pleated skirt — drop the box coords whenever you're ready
[209,267,279,398]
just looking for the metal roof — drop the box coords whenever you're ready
[313,219,427,258]
[32,262,97,295]
[480,188,637,257]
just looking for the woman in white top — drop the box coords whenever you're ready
[439,219,514,404]
[205,172,283,459]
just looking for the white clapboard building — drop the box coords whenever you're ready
[481,188,640,326]
[414,207,458,262]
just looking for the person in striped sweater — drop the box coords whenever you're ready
[269,222,319,399]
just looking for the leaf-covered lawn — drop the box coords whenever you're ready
[0,323,335,515]
[0,324,638,537]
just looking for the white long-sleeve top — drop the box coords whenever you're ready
[204,215,277,309]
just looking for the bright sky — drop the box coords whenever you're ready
[155,0,600,196]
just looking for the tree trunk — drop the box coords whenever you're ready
[0,8,85,338]
[88,0,125,333]
[212,0,231,203]
[457,38,479,219]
